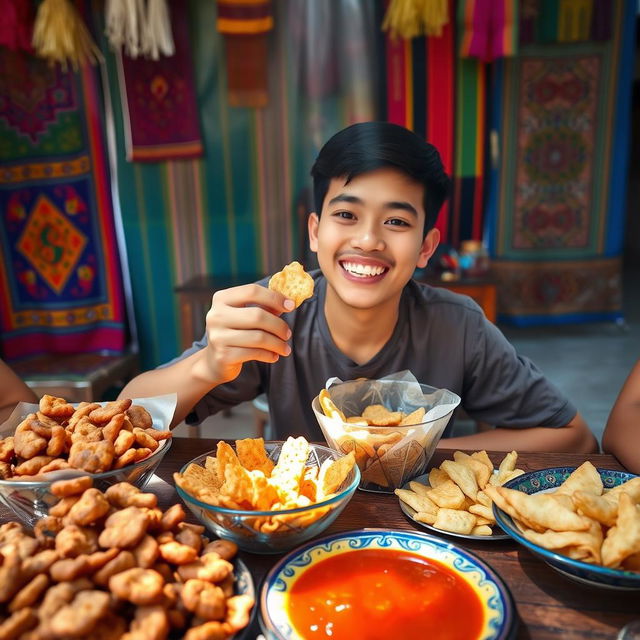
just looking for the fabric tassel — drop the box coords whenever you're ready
[105,0,145,58]
[32,0,103,71]
[382,0,450,40]
[0,0,34,53]
[141,0,175,60]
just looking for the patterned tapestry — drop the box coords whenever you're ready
[0,49,127,359]
[486,0,635,325]
[118,1,204,161]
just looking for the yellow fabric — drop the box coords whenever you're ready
[32,0,102,70]
[382,0,449,40]
[558,0,594,42]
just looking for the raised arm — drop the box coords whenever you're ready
[0,359,38,423]
[602,359,640,473]
[438,412,597,454]
[119,283,294,428]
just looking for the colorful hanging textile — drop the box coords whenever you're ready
[0,0,34,53]
[216,0,273,108]
[485,0,635,325]
[383,0,455,243]
[450,56,486,245]
[117,2,203,162]
[526,0,611,44]
[0,49,127,359]
[459,0,519,62]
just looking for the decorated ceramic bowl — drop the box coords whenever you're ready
[260,528,517,640]
[494,467,640,591]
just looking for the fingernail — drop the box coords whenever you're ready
[284,344,291,355]
[284,299,295,310]
[286,328,292,339]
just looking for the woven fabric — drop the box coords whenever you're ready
[486,0,635,324]
[0,50,127,358]
[118,3,203,161]
[383,0,459,244]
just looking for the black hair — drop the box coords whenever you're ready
[310,121,451,235]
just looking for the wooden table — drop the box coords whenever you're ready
[1,440,637,639]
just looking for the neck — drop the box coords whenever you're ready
[324,286,400,365]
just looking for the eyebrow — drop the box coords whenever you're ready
[327,194,418,217]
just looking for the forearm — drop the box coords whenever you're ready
[118,350,219,428]
[439,415,597,454]
[602,402,640,474]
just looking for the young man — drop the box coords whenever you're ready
[120,122,596,453]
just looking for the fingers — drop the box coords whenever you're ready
[215,283,295,314]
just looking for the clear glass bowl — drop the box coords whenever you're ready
[175,442,360,554]
[312,383,459,493]
[0,438,172,528]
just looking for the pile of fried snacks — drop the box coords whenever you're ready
[0,395,171,479]
[268,261,314,308]
[395,450,525,536]
[486,461,640,571]
[319,388,429,488]
[0,477,253,639]
[174,437,356,534]
[319,388,426,427]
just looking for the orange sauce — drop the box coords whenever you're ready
[287,548,484,640]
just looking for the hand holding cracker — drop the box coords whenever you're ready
[268,261,314,308]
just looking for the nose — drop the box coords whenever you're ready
[350,222,385,252]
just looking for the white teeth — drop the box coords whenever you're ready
[341,262,386,277]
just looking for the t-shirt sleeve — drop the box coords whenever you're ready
[461,313,577,428]
[157,333,264,425]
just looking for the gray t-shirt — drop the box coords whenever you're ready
[169,271,576,442]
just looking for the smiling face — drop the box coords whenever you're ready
[308,167,440,314]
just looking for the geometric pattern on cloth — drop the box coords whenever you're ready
[16,194,88,294]
[496,48,603,259]
[118,2,203,162]
[492,257,623,321]
[509,54,598,253]
[487,0,635,324]
[0,50,127,359]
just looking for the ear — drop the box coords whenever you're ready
[416,228,440,269]
[308,212,319,253]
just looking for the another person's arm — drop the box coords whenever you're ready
[119,283,294,428]
[439,412,596,454]
[0,359,38,423]
[602,359,640,473]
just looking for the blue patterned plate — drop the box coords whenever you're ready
[260,528,517,640]
[494,467,640,591]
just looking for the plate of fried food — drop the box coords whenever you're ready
[490,462,640,590]
[395,450,526,540]
[0,476,255,639]
[0,393,174,526]
[174,436,359,553]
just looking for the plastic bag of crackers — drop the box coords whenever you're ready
[312,371,461,493]
[0,476,254,639]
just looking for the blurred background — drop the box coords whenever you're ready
[0,0,638,443]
